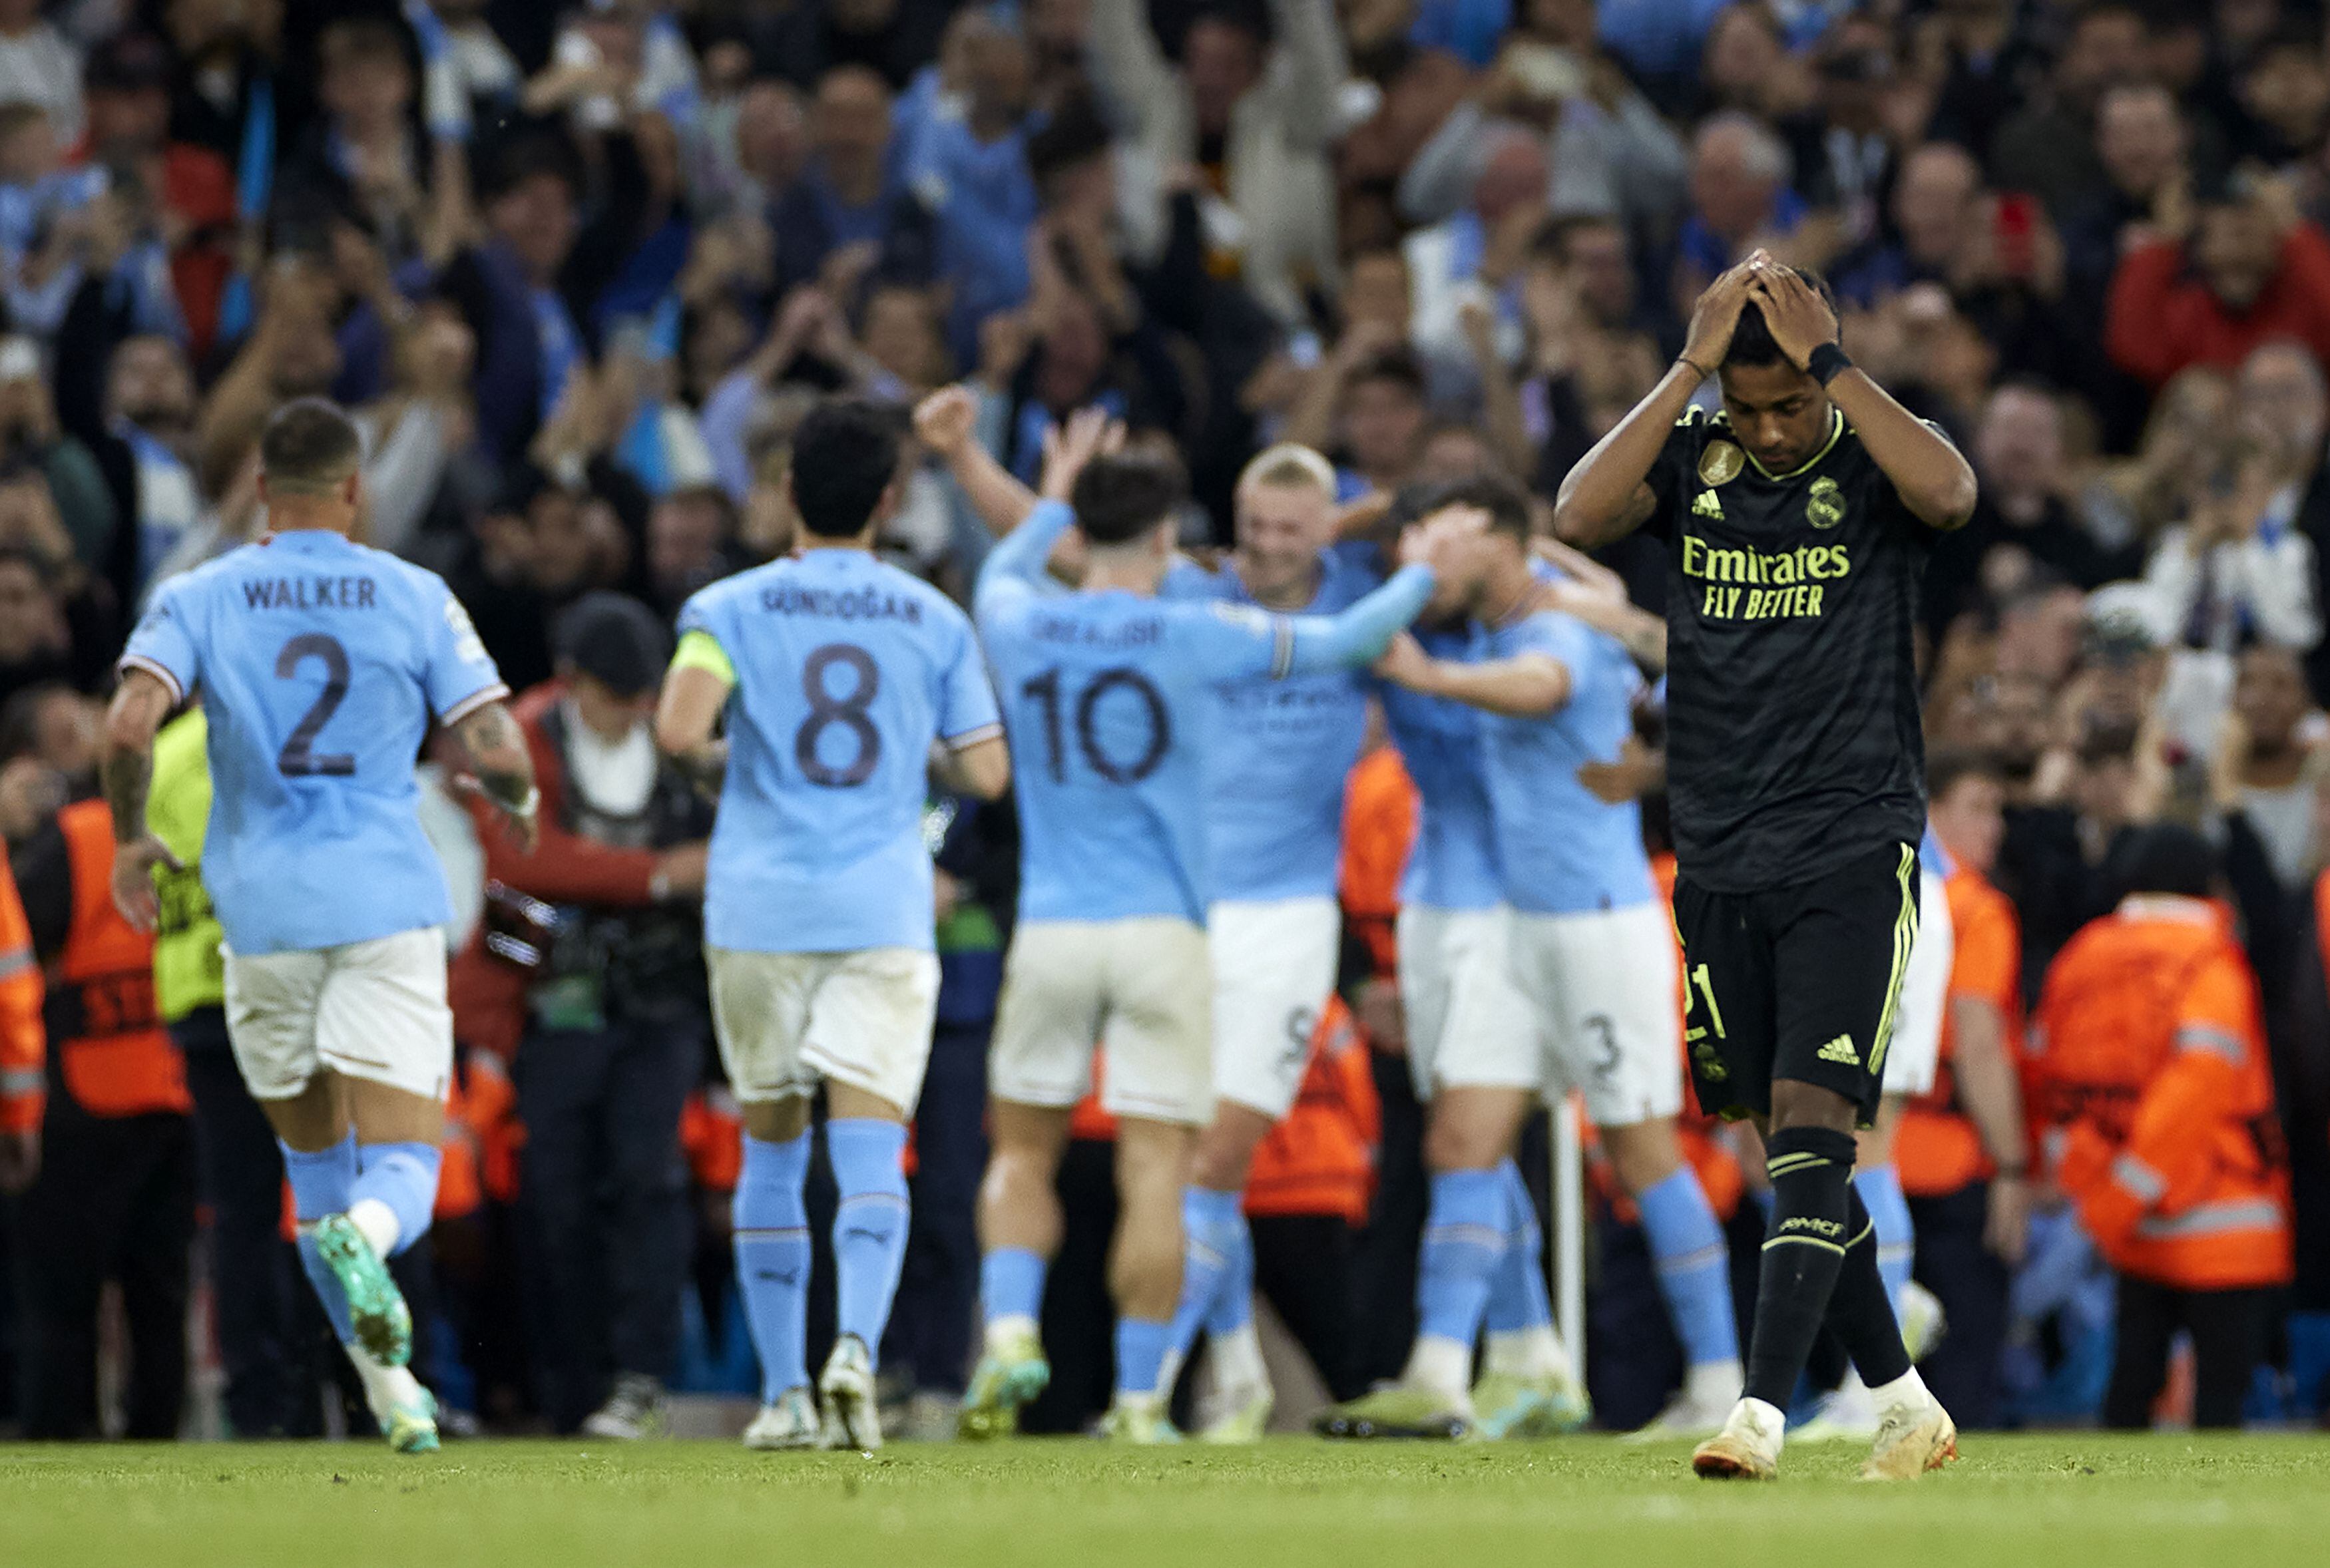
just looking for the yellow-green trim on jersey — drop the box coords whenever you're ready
[670,628,737,686]
[147,709,225,1020]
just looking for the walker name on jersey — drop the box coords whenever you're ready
[240,575,379,611]
[1680,534,1852,623]
[1027,610,1164,650]
[759,583,926,624]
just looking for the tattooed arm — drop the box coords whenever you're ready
[100,668,182,931]
[453,699,541,854]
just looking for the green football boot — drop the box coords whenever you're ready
[959,1324,1050,1440]
[1469,1370,1592,1440]
[1312,1383,1471,1440]
[1098,1394,1181,1444]
[312,1213,413,1367]
[385,1388,439,1455]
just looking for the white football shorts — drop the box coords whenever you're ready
[707,946,942,1115]
[1507,900,1684,1127]
[1880,867,1954,1099]
[223,926,454,1103]
[1395,903,1544,1101]
[988,916,1212,1125]
[1208,896,1341,1120]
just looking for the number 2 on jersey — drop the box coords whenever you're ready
[1019,666,1170,784]
[797,643,881,787]
[275,632,355,777]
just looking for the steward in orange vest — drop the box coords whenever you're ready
[2029,825,2291,1429]
[9,797,194,1439]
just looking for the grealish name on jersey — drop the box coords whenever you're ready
[1029,610,1166,649]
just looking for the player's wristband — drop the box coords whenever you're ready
[1807,342,1853,386]
[502,785,540,819]
[1676,355,1714,383]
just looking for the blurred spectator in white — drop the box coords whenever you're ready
[1085,0,1346,325]
[2144,430,2322,655]
[0,0,85,147]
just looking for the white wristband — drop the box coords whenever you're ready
[505,785,540,819]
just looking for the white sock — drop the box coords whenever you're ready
[348,1197,402,1259]
[346,1342,425,1420]
[1208,1323,1269,1392]
[1404,1334,1473,1401]
[1867,1366,1932,1412]
[986,1313,1039,1349]
[1686,1357,1744,1407]
[1484,1326,1572,1382]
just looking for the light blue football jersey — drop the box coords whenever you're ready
[1477,608,1656,916]
[1375,619,1503,913]
[975,501,1435,925]
[1161,544,1377,903]
[118,528,508,955]
[677,547,1001,953]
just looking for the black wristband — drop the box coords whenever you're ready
[1807,342,1852,386]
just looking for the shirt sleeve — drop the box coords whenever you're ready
[1183,564,1437,682]
[937,610,1003,747]
[1641,408,1706,540]
[975,499,1077,617]
[118,574,200,703]
[1949,882,2021,1015]
[669,628,737,686]
[422,577,510,725]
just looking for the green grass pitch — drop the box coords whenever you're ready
[3,1434,2327,1567]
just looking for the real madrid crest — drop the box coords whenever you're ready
[1806,476,1846,529]
[1698,440,1744,487]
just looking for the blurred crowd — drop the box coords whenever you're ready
[0,0,2328,1440]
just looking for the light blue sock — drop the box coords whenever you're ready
[1482,1159,1552,1334]
[826,1119,911,1363]
[981,1247,1048,1326]
[734,1132,813,1402]
[1202,1206,1256,1338]
[353,1141,442,1257]
[1115,1316,1171,1398]
[1855,1165,1916,1312]
[1167,1187,1246,1359]
[1417,1167,1507,1348]
[284,1134,358,1344]
[1637,1165,1740,1367]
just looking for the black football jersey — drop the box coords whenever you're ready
[1645,405,1937,893]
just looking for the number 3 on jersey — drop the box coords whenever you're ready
[797,642,881,787]
[1020,665,1170,783]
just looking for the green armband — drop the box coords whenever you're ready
[670,629,736,686]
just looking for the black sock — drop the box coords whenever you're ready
[1823,1187,1913,1390]
[1743,1125,1859,1410]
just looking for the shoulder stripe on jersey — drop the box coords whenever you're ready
[945,721,1005,751]
[1268,616,1294,680]
[439,683,511,728]
[118,654,184,705]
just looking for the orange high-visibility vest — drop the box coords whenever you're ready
[1897,865,2025,1199]
[1246,994,1381,1225]
[0,853,44,1131]
[49,801,187,1118]
[2030,896,2290,1291]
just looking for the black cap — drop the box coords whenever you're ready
[2120,823,2220,900]
[86,33,172,94]
[555,592,670,699]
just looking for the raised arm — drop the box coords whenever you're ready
[1544,580,1668,674]
[1373,631,1573,717]
[100,667,182,931]
[917,383,1042,538]
[1749,266,1978,531]
[1554,263,1753,548]
[451,699,541,855]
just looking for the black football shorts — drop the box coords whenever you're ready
[1673,841,1921,1127]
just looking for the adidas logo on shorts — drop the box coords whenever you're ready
[1816,1034,1860,1067]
